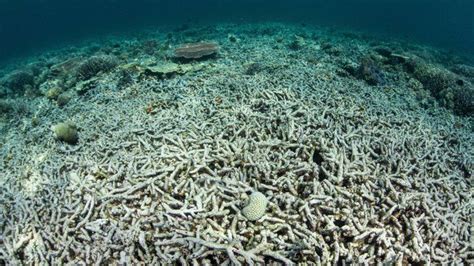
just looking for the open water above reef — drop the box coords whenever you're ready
[0,0,473,63]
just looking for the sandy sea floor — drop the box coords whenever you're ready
[0,23,473,264]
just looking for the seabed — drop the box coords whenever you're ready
[0,23,472,264]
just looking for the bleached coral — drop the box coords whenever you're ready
[242,191,268,221]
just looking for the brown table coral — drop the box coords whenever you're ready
[174,42,219,59]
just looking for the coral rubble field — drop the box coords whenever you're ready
[0,23,473,264]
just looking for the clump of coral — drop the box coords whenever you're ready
[357,57,386,86]
[51,122,78,144]
[1,70,35,93]
[76,55,119,80]
[412,61,455,95]
[0,98,29,118]
[0,99,15,114]
[242,191,268,221]
[453,87,474,115]
[56,92,73,107]
[409,59,473,116]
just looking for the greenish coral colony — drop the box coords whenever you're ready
[51,122,78,144]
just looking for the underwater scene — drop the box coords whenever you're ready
[0,0,473,264]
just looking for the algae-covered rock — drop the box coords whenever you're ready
[45,87,63,100]
[51,122,78,144]
[56,92,73,107]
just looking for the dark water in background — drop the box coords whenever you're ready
[0,0,473,64]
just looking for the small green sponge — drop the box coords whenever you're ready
[242,191,268,221]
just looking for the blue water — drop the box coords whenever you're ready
[0,0,473,63]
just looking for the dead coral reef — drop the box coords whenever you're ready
[0,23,472,265]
